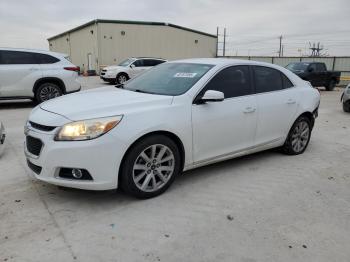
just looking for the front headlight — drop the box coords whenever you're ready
[55,115,122,141]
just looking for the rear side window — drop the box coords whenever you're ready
[201,65,252,99]
[34,53,60,64]
[0,50,37,64]
[281,73,294,89]
[316,63,326,72]
[254,66,283,93]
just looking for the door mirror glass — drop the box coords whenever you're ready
[200,90,224,103]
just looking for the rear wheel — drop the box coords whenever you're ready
[120,135,181,199]
[343,100,350,112]
[282,116,312,155]
[35,82,62,103]
[326,79,336,91]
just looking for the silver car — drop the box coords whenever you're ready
[0,122,5,156]
[341,84,350,112]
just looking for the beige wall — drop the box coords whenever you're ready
[49,23,98,72]
[98,23,217,67]
[49,22,217,71]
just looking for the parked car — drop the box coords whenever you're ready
[0,122,5,157]
[100,57,167,84]
[341,83,350,112]
[25,59,320,198]
[0,48,81,103]
[286,62,341,91]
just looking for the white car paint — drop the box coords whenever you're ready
[25,58,320,191]
[0,48,81,100]
[100,57,166,83]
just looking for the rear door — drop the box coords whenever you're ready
[0,50,41,98]
[192,65,257,163]
[315,63,328,86]
[253,66,299,146]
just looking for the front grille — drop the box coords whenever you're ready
[27,160,42,175]
[29,121,56,132]
[26,136,43,156]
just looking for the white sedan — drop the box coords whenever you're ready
[25,59,320,198]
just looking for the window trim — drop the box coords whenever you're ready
[193,65,254,104]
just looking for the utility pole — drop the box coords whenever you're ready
[223,28,226,57]
[216,27,219,57]
[278,35,283,57]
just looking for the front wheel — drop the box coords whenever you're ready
[120,135,181,199]
[116,73,128,85]
[282,116,312,155]
[343,101,350,112]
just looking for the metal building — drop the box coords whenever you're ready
[48,19,217,73]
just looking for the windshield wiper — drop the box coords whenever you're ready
[134,89,156,94]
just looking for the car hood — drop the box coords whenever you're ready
[103,65,126,71]
[40,87,173,121]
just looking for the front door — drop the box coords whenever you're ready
[192,65,257,163]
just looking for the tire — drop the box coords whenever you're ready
[326,79,336,91]
[343,100,350,112]
[120,135,181,199]
[35,82,62,103]
[116,73,128,85]
[282,116,312,155]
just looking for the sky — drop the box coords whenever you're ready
[1,0,350,56]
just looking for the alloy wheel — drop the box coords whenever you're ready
[291,121,310,153]
[118,75,127,84]
[39,85,61,101]
[132,144,175,192]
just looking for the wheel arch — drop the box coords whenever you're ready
[295,111,315,129]
[118,130,186,185]
[116,71,129,79]
[33,77,67,95]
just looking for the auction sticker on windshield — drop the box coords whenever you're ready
[174,73,198,78]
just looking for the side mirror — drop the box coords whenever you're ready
[130,64,135,69]
[198,90,224,104]
[308,67,314,72]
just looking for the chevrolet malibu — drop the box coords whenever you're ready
[25,59,320,198]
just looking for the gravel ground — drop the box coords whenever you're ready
[0,77,349,262]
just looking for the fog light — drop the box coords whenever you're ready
[72,169,83,179]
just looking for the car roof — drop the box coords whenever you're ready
[134,57,166,60]
[171,58,281,67]
[0,47,68,58]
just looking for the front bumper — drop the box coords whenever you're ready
[24,123,127,190]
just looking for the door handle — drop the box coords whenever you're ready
[286,99,296,105]
[243,107,256,113]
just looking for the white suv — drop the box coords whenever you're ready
[0,48,81,103]
[100,57,166,84]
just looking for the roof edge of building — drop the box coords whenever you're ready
[47,19,217,41]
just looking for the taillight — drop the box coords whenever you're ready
[64,66,80,72]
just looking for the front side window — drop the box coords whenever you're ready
[124,63,214,96]
[309,63,317,72]
[316,63,326,72]
[254,66,283,93]
[0,51,37,64]
[132,60,144,67]
[200,66,252,99]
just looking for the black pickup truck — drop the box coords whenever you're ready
[286,62,341,91]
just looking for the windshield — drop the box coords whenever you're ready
[286,62,309,71]
[123,63,214,96]
[118,58,135,67]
